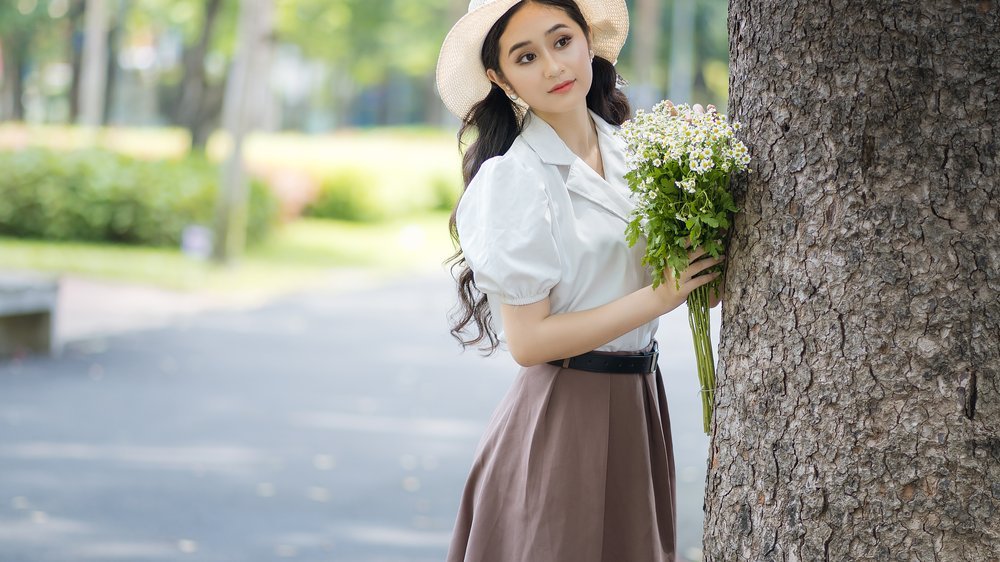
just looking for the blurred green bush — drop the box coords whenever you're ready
[303,168,384,222]
[303,166,463,222]
[429,172,462,212]
[0,148,280,247]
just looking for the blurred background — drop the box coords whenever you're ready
[0,0,729,560]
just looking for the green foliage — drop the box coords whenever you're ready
[303,168,384,222]
[303,166,463,222]
[128,0,239,56]
[275,0,453,84]
[0,2,64,54]
[429,172,462,211]
[623,171,735,295]
[0,148,280,247]
[624,171,737,290]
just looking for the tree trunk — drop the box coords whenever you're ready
[629,0,661,112]
[102,0,127,125]
[2,35,30,121]
[211,0,273,264]
[178,0,222,151]
[666,0,694,105]
[67,0,86,122]
[424,71,442,126]
[704,1,999,560]
[78,0,108,127]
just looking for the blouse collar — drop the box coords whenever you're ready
[520,108,618,165]
[520,108,635,222]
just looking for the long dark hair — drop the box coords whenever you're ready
[445,0,632,355]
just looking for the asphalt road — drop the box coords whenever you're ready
[0,268,719,561]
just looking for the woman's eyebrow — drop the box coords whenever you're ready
[507,23,571,56]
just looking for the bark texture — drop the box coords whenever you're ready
[704,1,999,560]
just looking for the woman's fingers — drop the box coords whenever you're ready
[708,287,723,308]
[688,270,722,291]
[685,254,725,279]
[688,246,708,260]
[688,256,726,275]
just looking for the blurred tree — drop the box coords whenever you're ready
[666,0,694,108]
[275,0,452,126]
[2,0,732,129]
[79,0,109,126]
[213,0,274,263]
[618,0,730,113]
[430,0,467,126]
[66,0,85,121]
[0,2,51,120]
[133,0,239,150]
[101,0,128,124]
[630,0,662,112]
[64,0,122,125]
[694,0,730,110]
[175,0,223,150]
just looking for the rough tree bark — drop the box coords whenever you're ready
[704,1,999,560]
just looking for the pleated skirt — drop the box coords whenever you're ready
[446,340,677,562]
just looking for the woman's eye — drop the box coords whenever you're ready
[516,36,572,64]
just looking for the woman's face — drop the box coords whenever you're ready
[487,2,592,115]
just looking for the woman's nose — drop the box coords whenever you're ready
[543,54,564,78]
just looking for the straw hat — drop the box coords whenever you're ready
[436,0,629,121]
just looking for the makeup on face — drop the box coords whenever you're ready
[498,7,592,109]
[549,79,576,94]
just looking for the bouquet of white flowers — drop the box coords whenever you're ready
[615,100,751,434]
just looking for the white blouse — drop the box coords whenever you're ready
[455,107,659,353]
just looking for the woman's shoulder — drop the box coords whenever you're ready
[473,140,544,183]
[456,145,549,228]
[464,143,549,209]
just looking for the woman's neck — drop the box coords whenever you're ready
[534,105,599,160]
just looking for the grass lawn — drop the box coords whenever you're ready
[0,213,458,295]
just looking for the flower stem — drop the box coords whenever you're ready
[687,282,717,435]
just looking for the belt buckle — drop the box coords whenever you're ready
[649,340,659,374]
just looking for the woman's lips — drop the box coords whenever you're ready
[549,79,575,94]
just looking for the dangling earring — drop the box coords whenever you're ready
[507,90,519,102]
[589,49,595,62]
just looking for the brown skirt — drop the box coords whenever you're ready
[446,340,677,562]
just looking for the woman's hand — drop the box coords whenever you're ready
[707,273,725,308]
[651,246,726,314]
[692,103,715,115]
[662,99,716,117]
[708,228,728,309]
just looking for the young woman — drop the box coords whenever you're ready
[437,1,724,560]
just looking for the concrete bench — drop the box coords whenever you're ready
[0,272,60,359]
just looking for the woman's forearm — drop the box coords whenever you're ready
[504,284,674,366]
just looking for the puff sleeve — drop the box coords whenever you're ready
[455,155,562,305]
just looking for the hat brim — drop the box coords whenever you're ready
[435,0,629,121]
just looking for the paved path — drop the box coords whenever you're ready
[0,268,719,561]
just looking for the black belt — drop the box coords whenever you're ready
[547,340,659,374]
